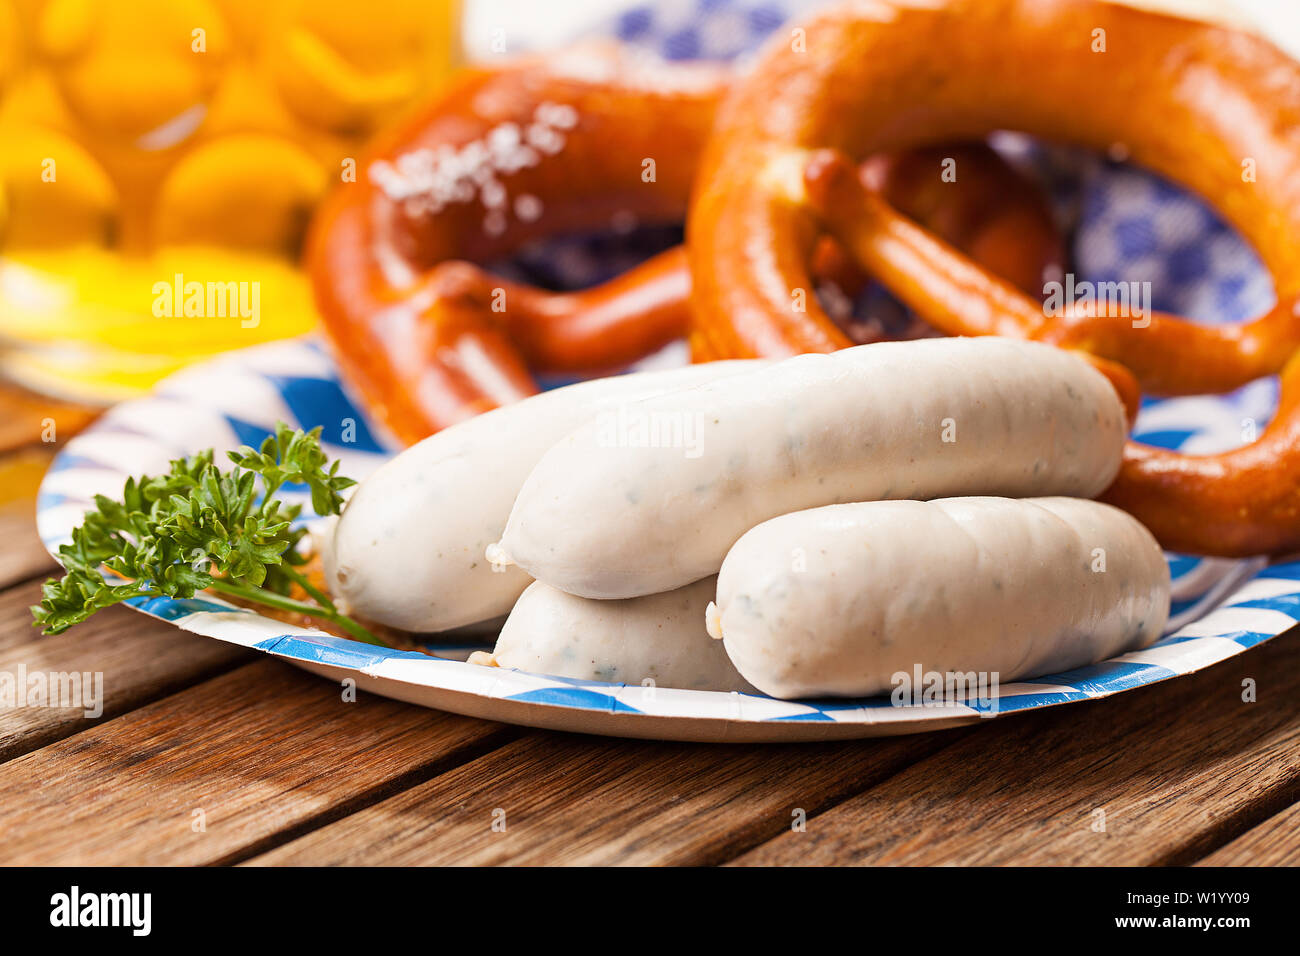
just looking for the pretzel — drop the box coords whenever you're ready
[306,46,724,443]
[688,142,1064,361]
[307,43,1063,444]
[686,0,1300,556]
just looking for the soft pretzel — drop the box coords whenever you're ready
[306,46,724,443]
[307,44,1063,444]
[688,142,1064,361]
[687,0,1300,556]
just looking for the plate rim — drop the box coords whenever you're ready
[33,336,1300,741]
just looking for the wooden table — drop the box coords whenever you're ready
[1,383,1297,867]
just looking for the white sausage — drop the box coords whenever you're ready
[709,496,1170,699]
[470,577,756,693]
[323,361,762,632]
[496,338,1128,599]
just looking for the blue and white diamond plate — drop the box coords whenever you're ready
[34,337,1300,741]
[31,0,1300,740]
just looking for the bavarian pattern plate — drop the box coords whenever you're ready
[34,338,1300,742]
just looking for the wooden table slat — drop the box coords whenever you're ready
[728,630,1300,866]
[0,383,98,455]
[0,448,59,590]
[0,583,252,762]
[0,659,516,865]
[245,726,968,866]
[1196,800,1300,866]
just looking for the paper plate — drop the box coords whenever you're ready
[34,337,1300,741]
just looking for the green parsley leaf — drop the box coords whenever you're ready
[32,424,381,646]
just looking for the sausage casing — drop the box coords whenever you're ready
[323,360,761,631]
[711,496,1170,699]
[473,577,755,693]
[498,338,1128,599]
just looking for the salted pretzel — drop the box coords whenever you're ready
[307,46,723,443]
[686,0,1300,557]
[307,44,1062,444]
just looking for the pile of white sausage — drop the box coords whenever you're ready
[323,337,1170,700]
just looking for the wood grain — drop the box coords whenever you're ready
[0,579,252,762]
[0,382,100,588]
[0,578,55,653]
[0,448,58,589]
[0,382,98,454]
[1196,800,1300,865]
[729,629,1300,866]
[247,726,965,866]
[0,659,513,865]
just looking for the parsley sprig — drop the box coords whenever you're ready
[32,423,387,647]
